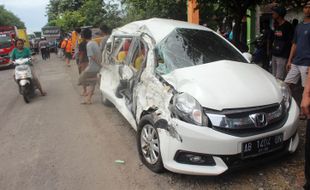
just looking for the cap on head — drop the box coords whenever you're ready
[272,6,287,17]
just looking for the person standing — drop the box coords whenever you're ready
[64,37,72,67]
[72,27,81,65]
[271,6,294,80]
[78,32,89,96]
[78,28,102,104]
[285,2,310,88]
[298,1,310,189]
[99,24,111,53]
[60,38,68,60]
[285,1,310,121]
[38,37,49,60]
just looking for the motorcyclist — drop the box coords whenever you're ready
[10,39,46,96]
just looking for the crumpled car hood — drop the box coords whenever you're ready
[162,60,283,111]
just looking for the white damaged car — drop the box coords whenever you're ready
[99,18,299,175]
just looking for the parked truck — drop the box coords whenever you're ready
[42,26,61,53]
[0,26,17,68]
[17,29,30,48]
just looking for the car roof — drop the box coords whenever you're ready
[112,18,212,44]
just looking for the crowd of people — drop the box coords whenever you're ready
[258,2,310,189]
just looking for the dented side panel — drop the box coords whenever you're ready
[134,36,172,122]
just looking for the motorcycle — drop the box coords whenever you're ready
[251,33,265,64]
[13,58,36,103]
[250,29,273,71]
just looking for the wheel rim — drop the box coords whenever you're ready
[140,124,159,165]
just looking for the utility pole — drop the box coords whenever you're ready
[188,0,199,24]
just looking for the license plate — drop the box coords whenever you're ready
[242,134,283,158]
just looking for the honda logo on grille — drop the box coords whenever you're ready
[249,113,268,128]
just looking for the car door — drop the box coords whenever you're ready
[100,35,139,129]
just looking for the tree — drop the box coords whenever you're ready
[79,0,106,26]
[122,0,187,23]
[46,0,122,31]
[196,0,306,50]
[52,11,86,32]
[0,5,25,28]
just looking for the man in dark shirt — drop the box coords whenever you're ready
[271,6,294,80]
[298,1,310,189]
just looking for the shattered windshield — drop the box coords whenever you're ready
[155,29,247,75]
[0,35,11,49]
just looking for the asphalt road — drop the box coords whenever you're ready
[0,54,307,190]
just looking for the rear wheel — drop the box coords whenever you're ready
[21,86,31,103]
[137,115,164,173]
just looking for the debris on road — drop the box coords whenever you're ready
[115,160,125,164]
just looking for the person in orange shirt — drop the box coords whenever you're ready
[64,37,72,67]
[71,28,81,65]
[60,38,68,59]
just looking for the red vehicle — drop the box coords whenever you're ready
[0,26,17,68]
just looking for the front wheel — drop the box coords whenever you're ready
[137,115,164,173]
[23,94,30,103]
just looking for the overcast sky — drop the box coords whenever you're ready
[0,0,49,33]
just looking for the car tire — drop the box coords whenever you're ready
[23,94,30,103]
[101,91,114,107]
[137,115,165,173]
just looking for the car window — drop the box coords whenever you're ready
[130,41,147,72]
[155,29,247,75]
[111,37,133,64]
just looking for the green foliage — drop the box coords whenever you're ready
[46,0,307,33]
[79,0,105,26]
[54,11,86,32]
[101,1,122,29]
[122,0,187,23]
[0,5,25,28]
[46,0,122,32]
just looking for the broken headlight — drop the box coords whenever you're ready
[278,80,292,110]
[171,93,208,126]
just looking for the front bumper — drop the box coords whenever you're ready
[159,99,300,175]
[0,58,12,67]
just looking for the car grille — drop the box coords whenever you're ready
[204,103,288,137]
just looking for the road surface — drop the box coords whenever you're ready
[0,54,307,190]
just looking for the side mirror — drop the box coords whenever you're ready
[242,52,253,63]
